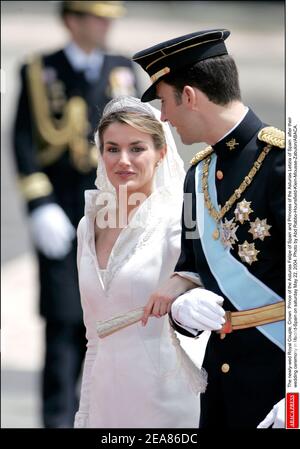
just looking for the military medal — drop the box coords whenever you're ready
[220,218,239,249]
[238,241,260,265]
[108,67,136,97]
[234,199,253,224]
[249,218,271,241]
[202,146,272,243]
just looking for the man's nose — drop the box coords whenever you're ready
[160,110,168,122]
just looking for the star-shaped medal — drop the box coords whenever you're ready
[238,241,260,265]
[234,199,253,224]
[248,217,271,241]
[220,217,239,249]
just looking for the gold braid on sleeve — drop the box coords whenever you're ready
[18,172,53,201]
[26,57,94,172]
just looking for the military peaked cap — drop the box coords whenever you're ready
[133,29,230,102]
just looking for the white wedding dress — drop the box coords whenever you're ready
[74,188,201,428]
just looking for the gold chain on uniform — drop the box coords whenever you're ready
[202,144,272,237]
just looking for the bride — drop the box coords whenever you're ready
[74,96,205,428]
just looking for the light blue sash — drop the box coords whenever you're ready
[195,154,284,351]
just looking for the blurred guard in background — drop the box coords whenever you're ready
[12,1,139,428]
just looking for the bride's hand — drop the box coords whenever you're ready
[141,275,197,326]
[142,290,174,326]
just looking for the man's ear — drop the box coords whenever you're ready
[182,85,197,110]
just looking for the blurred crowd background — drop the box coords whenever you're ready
[1,1,284,428]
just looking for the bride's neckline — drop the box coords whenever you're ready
[93,222,124,271]
[84,186,178,290]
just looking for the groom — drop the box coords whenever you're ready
[132,29,285,429]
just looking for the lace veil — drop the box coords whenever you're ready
[94,96,185,195]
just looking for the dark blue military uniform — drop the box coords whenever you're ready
[171,109,285,428]
[132,27,285,430]
[13,48,139,427]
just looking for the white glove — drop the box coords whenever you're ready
[29,204,76,259]
[171,287,225,331]
[257,398,285,428]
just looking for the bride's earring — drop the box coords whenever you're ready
[155,160,161,167]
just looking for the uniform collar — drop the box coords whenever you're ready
[212,108,263,159]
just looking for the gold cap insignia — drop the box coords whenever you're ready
[150,67,170,83]
[62,1,126,19]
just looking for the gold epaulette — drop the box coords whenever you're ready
[257,126,285,149]
[190,145,214,165]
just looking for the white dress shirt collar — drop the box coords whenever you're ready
[216,106,249,143]
[64,42,104,81]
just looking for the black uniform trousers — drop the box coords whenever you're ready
[37,241,87,428]
[42,320,86,428]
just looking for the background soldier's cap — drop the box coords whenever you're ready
[61,1,126,19]
[132,29,230,102]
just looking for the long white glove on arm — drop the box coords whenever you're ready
[171,287,226,332]
[257,398,285,428]
[29,204,76,259]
